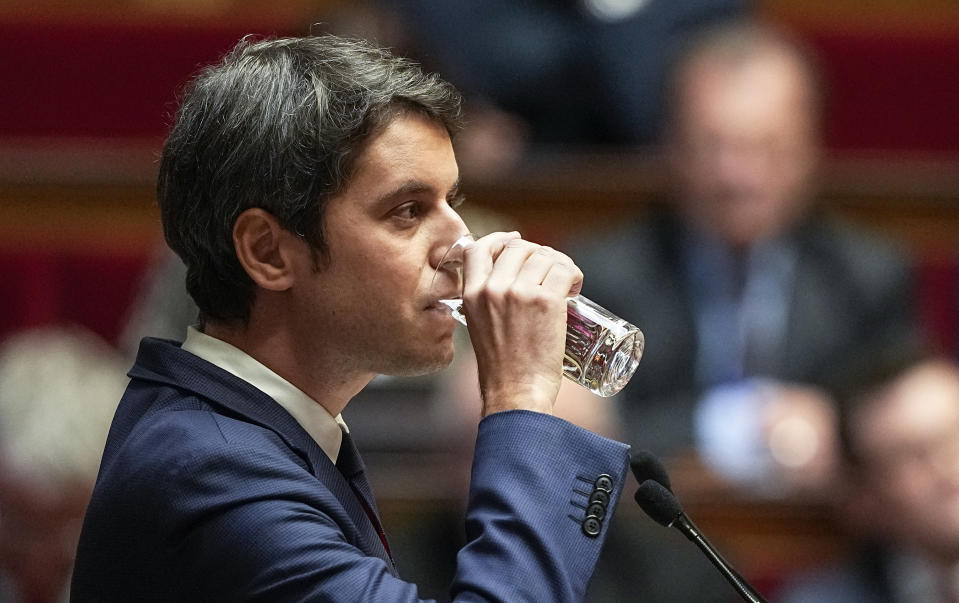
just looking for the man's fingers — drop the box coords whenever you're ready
[541,261,584,298]
[485,239,543,293]
[513,246,559,289]
[464,233,584,299]
[540,247,583,297]
[462,232,520,293]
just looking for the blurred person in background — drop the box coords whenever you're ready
[0,327,125,603]
[780,349,959,602]
[379,0,749,175]
[570,19,921,494]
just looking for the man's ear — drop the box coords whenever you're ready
[232,208,298,292]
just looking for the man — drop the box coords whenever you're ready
[571,20,918,491]
[71,35,629,601]
[381,0,748,174]
[780,350,959,602]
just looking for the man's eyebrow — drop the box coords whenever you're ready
[374,180,432,205]
[374,177,461,205]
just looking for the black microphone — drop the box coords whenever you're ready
[629,449,673,491]
[631,462,768,603]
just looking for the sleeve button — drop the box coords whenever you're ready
[588,489,610,507]
[582,515,602,537]
[594,474,614,492]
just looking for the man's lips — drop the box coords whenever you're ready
[427,300,457,314]
[425,291,461,311]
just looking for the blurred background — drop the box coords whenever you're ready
[1,0,959,601]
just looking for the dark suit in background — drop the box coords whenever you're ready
[382,0,749,147]
[571,209,918,457]
[777,544,917,603]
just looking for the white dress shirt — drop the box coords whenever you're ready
[181,326,348,463]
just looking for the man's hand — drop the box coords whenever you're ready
[461,232,583,416]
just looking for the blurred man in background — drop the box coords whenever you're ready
[0,327,124,603]
[379,0,748,175]
[780,350,959,602]
[571,19,921,493]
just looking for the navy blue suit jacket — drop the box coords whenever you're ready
[71,338,629,601]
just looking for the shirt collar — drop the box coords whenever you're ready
[181,326,347,463]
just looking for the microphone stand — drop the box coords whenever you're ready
[631,452,769,603]
[669,512,767,603]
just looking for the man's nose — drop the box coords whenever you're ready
[715,143,766,188]
[429,209,471,270]
[430,234,473,273]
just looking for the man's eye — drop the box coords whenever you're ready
[449,193,466,210]
[394,202,419,220]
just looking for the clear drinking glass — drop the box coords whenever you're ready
[431,235,644,397]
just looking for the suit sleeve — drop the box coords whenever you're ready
[147,410,628,602]
[453,410,631,602]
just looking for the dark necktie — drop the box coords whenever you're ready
[335,432,393,561]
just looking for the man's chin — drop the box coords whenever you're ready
[382,346,456,378]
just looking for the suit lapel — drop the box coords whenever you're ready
[782,223,853,381]
[334,433,394,567]
[652,214,700,387]
[129,338,396,571]
[313,445,396,570]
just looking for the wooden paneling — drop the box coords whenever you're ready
[462,151,959,254]
[763,0,959,33]
[4,147,959,254]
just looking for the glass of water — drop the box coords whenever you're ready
[431,234,644,397]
